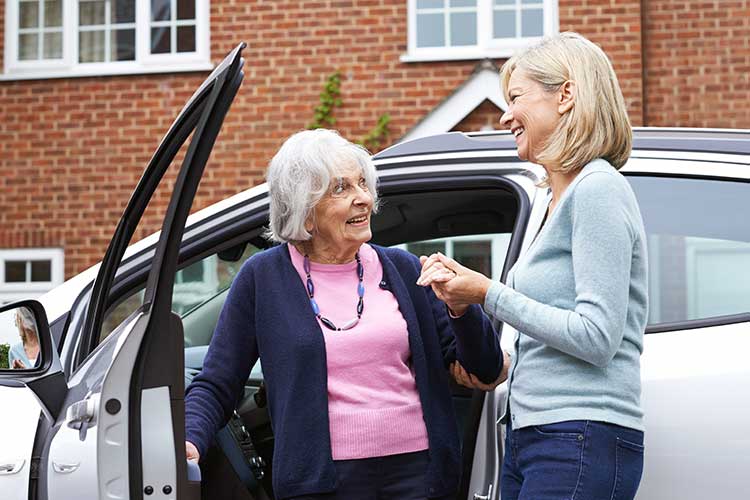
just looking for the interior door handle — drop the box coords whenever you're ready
[0,460,25,475]
[474,483,494,500]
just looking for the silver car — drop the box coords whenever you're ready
[1,44,748,500]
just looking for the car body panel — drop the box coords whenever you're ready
[0,385,40,496]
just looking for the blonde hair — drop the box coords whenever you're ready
[14,307,37,344]
[500,32,632,172]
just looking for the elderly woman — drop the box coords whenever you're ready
[419,33,648,500]
[184,128,504,499]
[9,307,40,369]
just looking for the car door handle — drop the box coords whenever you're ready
[0,460,25,475]
[52,461,81,474]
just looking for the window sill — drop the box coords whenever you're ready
[400,37,548,63]
[400,50,513,63]
[0,61,215,81]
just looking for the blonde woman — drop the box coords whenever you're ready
[419,32,648,500]
[9,307,40,369]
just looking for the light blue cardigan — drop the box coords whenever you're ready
[485,159,648,432]
[8,342,36,369]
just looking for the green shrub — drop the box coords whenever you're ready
[0,343,9,369]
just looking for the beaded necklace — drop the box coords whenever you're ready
[303,252,364,331]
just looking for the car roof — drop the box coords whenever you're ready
[374,128,750,161]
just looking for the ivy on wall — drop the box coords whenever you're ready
[308,71,391,152]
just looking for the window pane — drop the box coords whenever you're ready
[151,0,171,21]
[406,241,445,259]
[80,0,106,25]
[151,26,171,53]
[417,13,445,47]
[79,30,106,62]
[177,0,195,20]
[19,1,39,29]
[5,261,27,282]
[18,33,39,60]
[113,0,136,23]
[450,0,476,7]
[628,176,750,324]
[179,262,205,283]
[30,260,51,282]
[112,29,135,60]
[417,0,444,8]
[43,32,63,58]
[521,8,543,37]
[493,10,516,38]
[44,0,62,27]
[450,12,476,46]
[177,25,196,52]
[522,0,541,3]
[494,0,514,5]
[453,241,492,277]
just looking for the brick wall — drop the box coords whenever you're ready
[559,0,645,126]
[643,0,750,127]
[1,0,745,278]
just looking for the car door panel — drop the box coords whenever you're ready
[637,322,750,500]
[0,44,247,500]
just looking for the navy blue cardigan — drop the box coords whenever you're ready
[185,244,503,499]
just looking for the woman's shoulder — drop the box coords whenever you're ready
[236,244,288,279]
[571,159,632,202]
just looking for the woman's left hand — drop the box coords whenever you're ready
[417,253,492,314]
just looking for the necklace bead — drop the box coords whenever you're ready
[304,252,364,331]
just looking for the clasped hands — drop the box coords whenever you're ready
[417,252,509,390]
[416,252,492,316]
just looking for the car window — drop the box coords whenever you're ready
[628,175,750,325]
[100,243,261,345]
[398,233,511,281]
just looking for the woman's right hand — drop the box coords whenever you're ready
[186,441,200,462]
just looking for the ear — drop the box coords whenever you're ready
[304,215,315,234]
[557,80,575,115]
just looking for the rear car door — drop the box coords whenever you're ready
[623,161,750,499]
[0,44,245,500]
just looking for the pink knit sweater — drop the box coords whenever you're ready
[288,243,429,460]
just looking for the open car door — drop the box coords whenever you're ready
[0,44,245,500]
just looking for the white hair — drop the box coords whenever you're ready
[265,129,379,243]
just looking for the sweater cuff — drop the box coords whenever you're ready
[483,280,506,318]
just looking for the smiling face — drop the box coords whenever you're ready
[500,69,565,165]
[306,162,374,262]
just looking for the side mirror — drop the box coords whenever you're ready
[0,300,66,420]
[0,301,50,372]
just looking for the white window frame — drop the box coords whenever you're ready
[3,0,211,81]
[0,248,65,303]
[402,0,558,63]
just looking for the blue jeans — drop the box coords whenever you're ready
[288,450,452,500]
[501,420,644,500]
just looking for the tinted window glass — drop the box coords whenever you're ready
[628,176,750,324]
[100,244,260,345]
[399,234,511,282]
